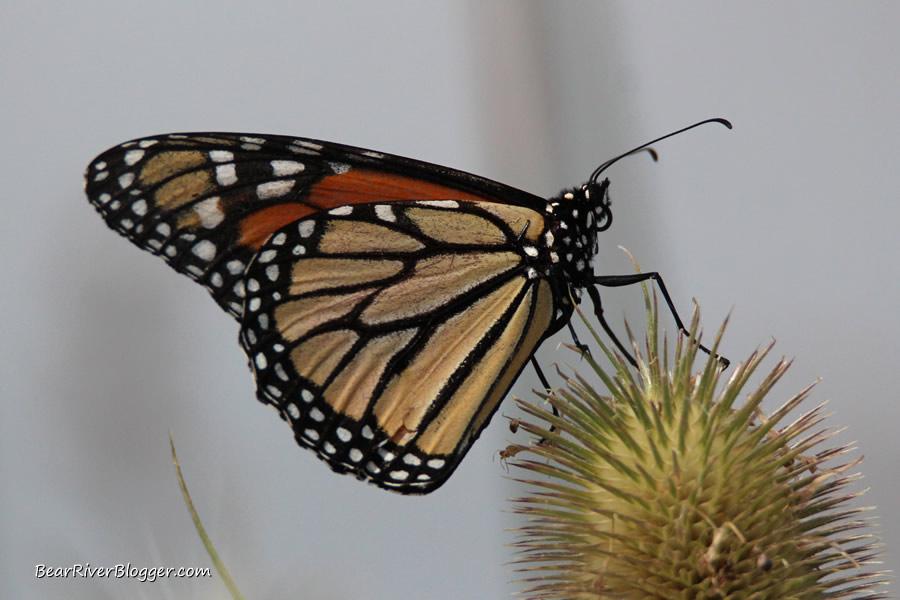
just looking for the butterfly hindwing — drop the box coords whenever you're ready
[238,200,557,493]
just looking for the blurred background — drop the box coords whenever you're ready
[3,2,897,598]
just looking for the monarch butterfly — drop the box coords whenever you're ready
[84,119,730,494]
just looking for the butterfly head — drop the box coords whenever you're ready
[546,178,611,291]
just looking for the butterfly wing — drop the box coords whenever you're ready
[84,133,546,318]
[239,199,557,493]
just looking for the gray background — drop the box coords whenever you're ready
[3,2,897,598]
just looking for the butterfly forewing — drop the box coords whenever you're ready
[239,200,557,492]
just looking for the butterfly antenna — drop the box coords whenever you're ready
[589,118,732,183]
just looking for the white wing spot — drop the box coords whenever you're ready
[270,232,287,245]
[257,180,295,199]
[266,265,279,281]
[527,267,538,279]
[365,462,381,474]
[402,454,422,466]
[118,173,134,189]
[544,231,554,246]
[349,448,363,462]
[361,150,384,159]
[119,218,134,230]
[98,193,111,204]
[301,389,314,403]
[247,278,260,292]
[164,245,177,257]
[258,249,277,263]
[255,352,267,370]
[248,297,261,312]
[323,442,336,454]
[138,139,158,148]
[361,425,374,439]
[336,427,352,442]
[244,329,257,345]
[377,448,396,462]
[329,162,351,174]
[108,200,121,210]
[292,244,306,256]
[298,221,315,237]
[193,196,224,228]
[287,403,300,419]
[274,363,289,382]
[209,272,223,287]
[310,407,325,422]
[304,428,320,441]
[389,470,410,481]
[216,164,237,186]
[192,240,217,261]
[271,160,305,176]
[241,136,266,145]
[93,170,108,182]
[94,160,107,170]
[226,259,244,274]
[523,245,538,257]
[124,149,144,166]
[417,200,458,209]
[266,385,282,398]
[233,280,246,298]
[328,205,353,216]
[426,458,446,469]
[375,205,396,222]
[131,199,148,216]
[564,192,574,200]
[209,150,234,163]
[156,223,171,236]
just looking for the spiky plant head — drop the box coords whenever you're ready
[508,291,887,599]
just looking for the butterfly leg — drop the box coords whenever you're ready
[585,284,641,367]
[530,356,561,428]
[590,272,729,368]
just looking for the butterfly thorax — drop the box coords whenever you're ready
[544,178,611,294]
